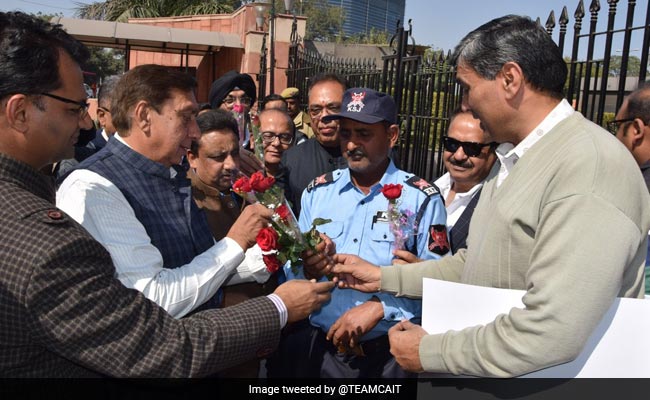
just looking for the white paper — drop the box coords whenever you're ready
[420,278,650,378]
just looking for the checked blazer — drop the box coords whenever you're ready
[0,153,280,377]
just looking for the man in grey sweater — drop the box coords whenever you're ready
[331,15,650,378]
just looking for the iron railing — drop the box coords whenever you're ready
[284,0,650,181]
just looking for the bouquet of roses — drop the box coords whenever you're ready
[233,171,330,274]
[380,183,417,251]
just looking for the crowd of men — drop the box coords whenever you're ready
[0,11,648,382]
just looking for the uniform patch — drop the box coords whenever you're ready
[428,224,450,255]
[306,172,334,193]
[405,176,440,197]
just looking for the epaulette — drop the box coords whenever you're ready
[306,171,335,193]
[405,176,441,197]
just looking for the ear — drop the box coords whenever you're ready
[133,100,151,133]
[500,62,524,100]
[186,148,198,169]
[388,124,400,148]
[630,118,647,146]
[96,108,106,124]
[4,94,31,133]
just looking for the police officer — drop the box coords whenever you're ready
[288,88,450,378]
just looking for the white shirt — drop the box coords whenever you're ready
[56,136,279,320]
[495,99,575,187]
[434,172,484,230]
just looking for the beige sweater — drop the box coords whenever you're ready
[381,113,650,377]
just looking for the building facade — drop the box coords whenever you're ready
[327,0,405,37]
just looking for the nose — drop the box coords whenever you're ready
[188,120,200,140]
[223,154,236,169]
[452,145,468,160]
[79,113,93,130]
[460,98,470,113]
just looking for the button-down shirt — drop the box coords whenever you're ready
[56,135,277,320]
[434,172,484,230]
[495,99,575,187]
[293,161,448,340]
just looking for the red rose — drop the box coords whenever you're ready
[256,226,279,251]
[232,176,252,193]
[381,183,403,200]
[263,254,281,274]
[249,171,275,192]
[276,204,290,221]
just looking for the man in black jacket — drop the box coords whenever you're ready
[278,73,348,217]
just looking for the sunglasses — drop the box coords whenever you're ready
[442,136,494,157]
[607,117,636,135]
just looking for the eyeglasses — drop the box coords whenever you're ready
[607,117,636,135]
[308,104,341,119]
[41,92,89,118]
[261,131,293,145]
[442,136,494,157]
[222,96,252,106]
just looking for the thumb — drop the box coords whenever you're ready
[399,319,417,330]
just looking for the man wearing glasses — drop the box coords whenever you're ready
[278,73,348,217]
[54,75,121,182]
[208,70,265,175]
[0,11,334,378]
[259,108,299,178]
[434,110,497,254]
[208,70,257,113]
[610,82,650,295]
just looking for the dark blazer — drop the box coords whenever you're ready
[0,153,280,377]
[449,187,482,254]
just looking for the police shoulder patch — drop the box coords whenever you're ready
[306,172,335,193]
[405,176,440,197]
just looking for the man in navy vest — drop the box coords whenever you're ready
[57,64,278,318]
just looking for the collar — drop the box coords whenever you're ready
[434,172,483,201]
[0,153,55,203]
[338,159,399,195]
[498,99,575,162]
[110,134,177,180]
[188,168,230,199]
[496,99,574,165]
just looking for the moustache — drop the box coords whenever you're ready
[448,158,473,169]
[346,149,365,158]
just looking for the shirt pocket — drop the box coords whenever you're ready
[318,221,344,240]
[370,222,395,259]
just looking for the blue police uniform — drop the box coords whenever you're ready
[289,160,448,339]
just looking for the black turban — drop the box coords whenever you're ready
[208,70,257,109]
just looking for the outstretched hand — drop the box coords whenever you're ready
[392,249,423,265]
[274,279,336,323]
[331,254,382,293]
[302,233,335,280]
[388,320,426,373]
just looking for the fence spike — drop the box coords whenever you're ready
[589,0,601,13]
[546,10,556,34]
[560,6,569,27]
[575,0,586,19]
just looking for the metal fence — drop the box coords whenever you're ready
[282,0,650,181]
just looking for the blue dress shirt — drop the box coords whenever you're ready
[289,160,448,341]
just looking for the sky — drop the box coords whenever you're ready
[1,0,647,57]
